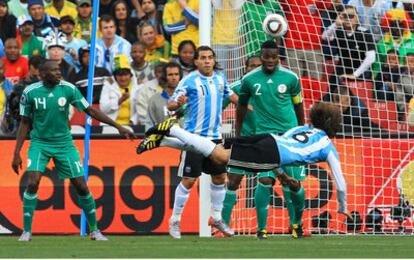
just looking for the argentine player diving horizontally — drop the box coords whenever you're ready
[138,102,350,217]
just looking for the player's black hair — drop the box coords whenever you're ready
[194,46,222,71]
[194,45,216,60]
[310,102,342,138]
[162,61,183,83]
[260,40,278,51]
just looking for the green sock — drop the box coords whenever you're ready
[23,192,38,233]
[290,186,305,225]
[78,192,98,232]
[222,189,237,225]
[255,182,271,231]
[282,186,295,227]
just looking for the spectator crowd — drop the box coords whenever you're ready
[1,0,414,134]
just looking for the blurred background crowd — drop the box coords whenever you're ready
[0,0,413,135]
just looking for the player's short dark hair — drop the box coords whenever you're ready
[29,55,45,69]
[260,40,278,51]
[178,40,196,53]
[310,102,342,138]
[194,46,222,71]
[194,45,216,59]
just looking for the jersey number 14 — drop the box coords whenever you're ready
[34,97,47,110]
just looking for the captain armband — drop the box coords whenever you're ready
[292,93,303,105]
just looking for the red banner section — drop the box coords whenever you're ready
[1,138,413,234]
[0,140,199,234]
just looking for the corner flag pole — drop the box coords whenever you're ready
[81,0,100,237]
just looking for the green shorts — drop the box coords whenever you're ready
[27,142,84,179]
[227,167,276,180]
[283,165,306,181]
[227,165,306,181]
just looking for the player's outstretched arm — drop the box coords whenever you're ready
[12,117,31,174]
[84,106,136,139]
[326,150,349,217]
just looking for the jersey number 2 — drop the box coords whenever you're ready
[254,84,262,95]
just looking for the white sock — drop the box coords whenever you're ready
[210,183,226,221]
[169,125,216,157]
[160,137,200,153]
[171,182,190,222]
[161,137,184,148]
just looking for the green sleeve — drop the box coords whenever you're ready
[238,78,250,106]
[71,86,89,112]
[19,92,32,117]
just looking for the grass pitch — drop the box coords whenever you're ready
[0,235,413,258]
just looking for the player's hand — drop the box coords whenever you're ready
[12,154,23,175]
[177,95,188,106]
[117,126,136,140]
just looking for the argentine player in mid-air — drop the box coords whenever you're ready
[138,102,350,218]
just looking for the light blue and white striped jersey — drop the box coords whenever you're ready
[271,125,347,212]
[95,35,132,73]
[170,70,233,139]
[272,125,337,166]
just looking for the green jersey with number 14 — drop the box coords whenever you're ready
[20,81,89,144]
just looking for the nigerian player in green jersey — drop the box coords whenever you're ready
[221,56,265,231]
[235,41,307,239]
[12,61,136,242]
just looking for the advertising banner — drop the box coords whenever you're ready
[1,138,413,234]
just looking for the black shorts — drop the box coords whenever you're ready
[226,134,280,172]
[178,139,226,178]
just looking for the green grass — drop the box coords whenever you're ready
[0,235,413,258]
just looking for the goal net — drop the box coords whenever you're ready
[211,0,414,235]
